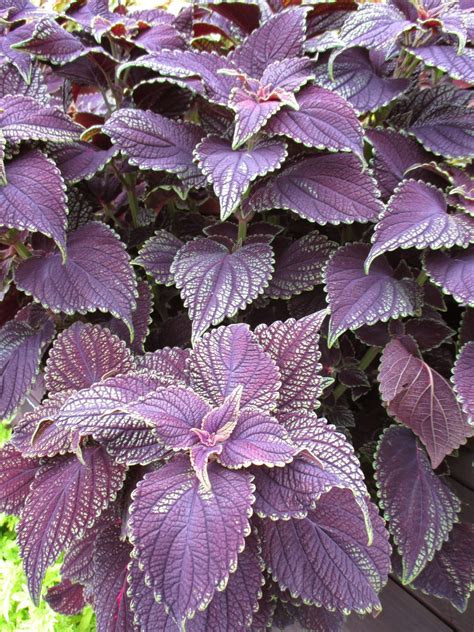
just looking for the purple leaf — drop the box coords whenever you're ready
[104,109,204,186]
[45,580,86,616]
[0,304,55,419]
[129,457,254,627]
[410,523,474,613]
[408,45,474,83]
[0,63,49,103]
[265,85,363,156]
[135,230,183,286]
[18,446,126,604]
[0,150,68,256]
[0,443,39,514]
[108,279,152,354]
[375,426,460,584]
[137,347,190,385]
[283,601,344,632]
[15,222,137,333]
[128,559,178,631]
[260,488,390,613]
[453,341,474,423]
[260,57,315,94]
[195,136,287,221]
[171,238,274,342]
[325,244,421,346]
[339,4,413,50]
[367,180,474,270]
[266,232,336,299]
[49,142,117,183]
[379,335,473,468]
[134,22,186,53]
[404,314,455,352]
[249,153,382,225]
[45,322,134,394]
[424,246,474,306]
[189,323,280,412]
[255,312,326,413]
[315,47,410,113]
[230,8,308,78]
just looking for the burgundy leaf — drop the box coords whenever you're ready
[15,222,137,333]
[190,323,280,412]
[266,232,336,299]
[248,153,382,225]
[171,238,274,342]
[0,443,39,514]
[45,579,86,616]
[325,244,421,346]
[129,457,254,627]
[424,245,474,306]
[0,304,55,418]
[0,150,68,256]
[260,488,390,613]
[18,446,126,604]
[453,341,474,423]
[379,335,473,468]
[135,230,183,286]
[45,322,134,394]
[375,426,460,583]
[49,142,117,183]
[366,180,474,270]
[108,279,152,354]
[265,85,363,156]
[195,136,287,221]
[339,4,413,50]
[408,45,474,84]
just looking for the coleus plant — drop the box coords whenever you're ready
[0,0,473,630]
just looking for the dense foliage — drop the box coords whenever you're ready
[0,0,473,630]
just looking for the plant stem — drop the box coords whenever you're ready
[237,215,247,245]
[14,242,31,260]
[124,173,140,228]
[333,346,381,401]
[416,270,427,286]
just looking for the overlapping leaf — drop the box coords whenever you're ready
[45,580,86,616]
[408,45,474,83]
[49,142,117,183]
[339,4,414,50]
[0,444,39,514]
[424,246,474,306]
[453,342,474,423]
[135,230,183,286]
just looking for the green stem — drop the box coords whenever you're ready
[333,346,381,401]
[416,270,428,287]
[237,215,247,245]
[14,242,31,260]
[124,173,140,228]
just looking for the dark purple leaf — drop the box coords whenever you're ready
[45,322,134,394]
[453,341,474,423]
[137,347,190,385]
[266,232,336,299]
[189,323,280,412]
[424,245,474,306]
[265,85,363,156]
[108,279,152,354]
[15,222,137,333]
[18,446,126,604]
[195,136,287,221]
[0,63,49,103]
[0,150,68,256]
[135,230,183,286]
[128,558,177,631]
[0,443,39,514]
[375,426,460,583]
[283,601,344,632]
[45,579,86,616]
[408,45,474,83]
[325,244,421,346]
[134,22,186,53]
[410,523,474,613]
[260,488,390,613]
[129,457,254,627]
[248,153,382,225]
[104,109,204,186]
[367,180,474,270]
[405,314,455,351]
[379,335,473,468]
[0,304,55,418]
[260,57,315,94]
[171,238,274,342]
[339,4,413,50]
[49,142,118,183]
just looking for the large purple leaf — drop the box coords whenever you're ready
[0,304,55,418]
[453,341,474,423]
[379,335,473,468]
[409,523,474,613]
[374,426,460,584]
[129,457,254,627]
[104,109,204,186]
[265,85,363,156]
[260,488,390,613]
[248,153,382,225]
[128,559,178,632]
[45,322,134,394]
[0,443,39,514]
[255,312,326,413]
[195,136,287,221]
[135,230,183,286]
[325,244,421,347]
[0,150,68,256]
[49,142,117,183]
[108,279,152,354]
[230,8,308,78]
[408,45,474,84]
[0,95,81,143]
[18,446,126,604]
[265,232,336,299]
[315,48,410,113]
[171,238,274,342]
[339,4,414,50]
[424,246,474,306]
[260,57,315,94]
[15,222,137,333]
[367,180,474,270]
[189,323,280,412]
